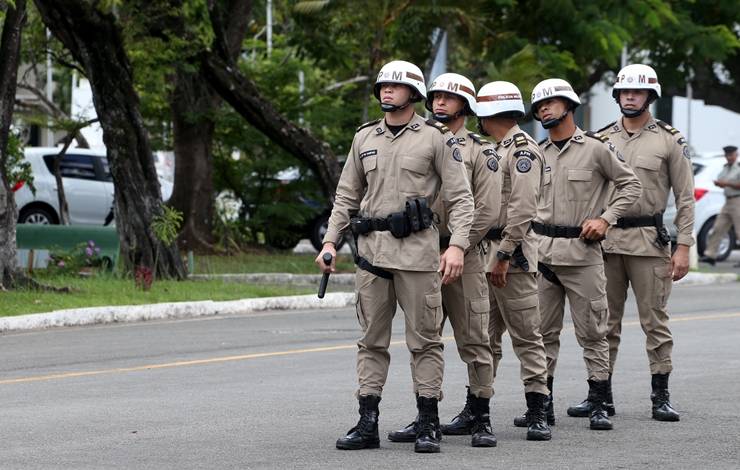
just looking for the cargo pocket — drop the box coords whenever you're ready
[423,292,443,336]
[567,168,593,201]
[588,295,608,338]
[653,263,672,309]
[355,292,368,331]
[469,297,490,343]
[506,293,539,334]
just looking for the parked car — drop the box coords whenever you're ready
[664,155,738,260]
[13,147,173,226]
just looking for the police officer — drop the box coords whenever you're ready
[567,64,695,422]
[388,73,500,448]
[700,145,740,266]
[531,78,642,431]
[318,60,474,453]
[474,81,552,441]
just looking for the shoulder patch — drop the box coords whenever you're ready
[597,121,617,133]
[585,131,609,143]
[656,120,680,135]
[515,158,532,173]
[356,118,381,133]
[487,157,499,172]
[514,149,536,160]
[452,148,463,162]
[513,132,528,148]
[425,118,450,134]
[468,132,490,145]
[683,145,691,159]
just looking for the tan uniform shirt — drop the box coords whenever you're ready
[484,126,543,273]
[434,126,502,273]
[717,161,740,198]
[324,113,474,271]
[600,118,695,257]
[537,127,642,266]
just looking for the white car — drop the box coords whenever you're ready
[13,147,173,225]
[664,155,738,260]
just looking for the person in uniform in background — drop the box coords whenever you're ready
[531,78,642,431]
[387,72,500,448]
[474,81,552,441]
[566,64,694,422]
[700,145,740,266]
[317,60,474,454]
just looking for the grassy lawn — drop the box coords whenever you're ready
[1,274,314,317]
[192,251,356,274]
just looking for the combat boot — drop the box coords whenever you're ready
[651,373,680,422]
[469,396,497,447]
[441,387,475,435]
[567,374,615,417]
[336,395,381,450]
[415,396,441,453]
[515,376,555,427]
[387,415,418,443]
[524,392,552,441]
[588,380,613,431]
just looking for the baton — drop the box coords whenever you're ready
[318,253,333,299]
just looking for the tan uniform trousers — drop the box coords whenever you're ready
[439,271,494,399]
[355,268,444,399]
[489,272,549,395]
[604,254,673,375]
[539,263,610,382]
[704,196,740,259]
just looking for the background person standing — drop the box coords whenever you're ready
[700,145,740,266]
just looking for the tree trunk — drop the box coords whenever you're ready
[0,0,27,289]
[33,0,186,279]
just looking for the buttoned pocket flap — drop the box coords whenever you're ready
[362,155,377,173]
[425,292,442,308]
[590,296,608,312]
[508,293,538,311]
[401,156,430,175]
[470,298,489,314]
[567,169,592,181]
[635,155,661,171]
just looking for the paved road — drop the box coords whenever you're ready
[1,282,739,469]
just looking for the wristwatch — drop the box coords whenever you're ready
[496,250,512,261]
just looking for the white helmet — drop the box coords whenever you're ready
[476,81,525,118]
[425,73,477,118]
[613,64,661,98]
[612,64,661,118]
[530,78,580,128]
[374,60,426,104]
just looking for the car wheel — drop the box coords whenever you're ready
[310,213,345,252]
[697,217,735,261]
[19,206,57,225]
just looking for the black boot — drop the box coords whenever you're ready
[568,374,616,417]
[336,395,381,450]
[524,392,552,441]
[441,387,475,435]
[588,380,613,431]
[514,376,555,427]
[388,415,418,443]
[415,396,441,453]
[469,396,497,447]
[651,373,680,421]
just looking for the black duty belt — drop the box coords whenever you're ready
[615,213,663,229]
[537,262,562,287]
[350,198,433,239]
[532,222,582,238]
[357,256,393,279]
[485,227,504,241]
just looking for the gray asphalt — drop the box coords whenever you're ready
[1,282,739,469]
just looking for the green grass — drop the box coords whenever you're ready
[0,274,314,317]
[193,251,355,274]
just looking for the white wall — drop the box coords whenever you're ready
[70,75,105,149]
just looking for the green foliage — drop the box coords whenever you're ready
[48,240,108,275]
[4,131,34,194]
[152,205,183,245]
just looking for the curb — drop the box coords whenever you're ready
[0,292,355,333]
[675,271,738,286]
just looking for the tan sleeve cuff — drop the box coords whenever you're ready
[322,229,342,246]
[449,234,470,251]
[677,233,695,246]
[600,212,617,226]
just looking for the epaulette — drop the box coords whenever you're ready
[356,118,381,133]
[584,130,609,143]
[597,121,617,133]
[426,118,450,133]
[538,137,548,146]
[513,132,528,147]
[656,120,680,135]
[468,132,491,145]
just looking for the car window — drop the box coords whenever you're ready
[43,154,98,181]
[692,163,704,175]
[100,158,113,182]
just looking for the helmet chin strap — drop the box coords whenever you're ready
[432,110,464,123]
[616,91,653,118]
[541,110,570,129]
[477,118,489,136]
